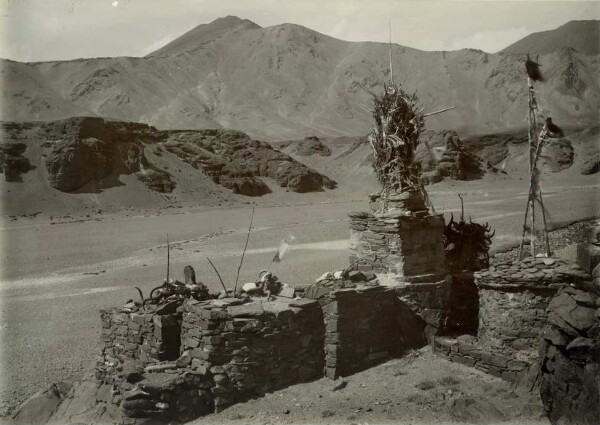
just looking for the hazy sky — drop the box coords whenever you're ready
[1,0,598,62]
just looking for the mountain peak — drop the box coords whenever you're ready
[147,16,261,57]
[500,20,599,55]
[209,15,260,28]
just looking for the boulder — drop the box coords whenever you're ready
[294,136,332,156]
[11,382,72,425]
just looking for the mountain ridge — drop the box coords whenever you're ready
[501,20,600,56]
[1,17,598,140]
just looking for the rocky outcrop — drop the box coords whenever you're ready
[417,131,481,184]
[162,129,336,195]
[0,142,33,181]
[539,283,600,425]
[294,136,332,156]
[5,117,335,197]
[540,137,574,173]
[43,117,175,193]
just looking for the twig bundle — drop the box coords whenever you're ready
[368,83,425,203]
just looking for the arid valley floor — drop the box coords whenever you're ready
[1,170,599,420]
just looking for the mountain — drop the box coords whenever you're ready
[501,20,600,56]
[1,17,599,140]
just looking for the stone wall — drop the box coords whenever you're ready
[434,258,591,383]
[349,210,447,283]
[475,258,585,356]
[320,286,401,379]
[97,301,183,386]
[394,281,450,341]
[435,335,531,382]
[179,297,324,412]
[539,284,600,425]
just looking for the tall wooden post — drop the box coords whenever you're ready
[518,76,552,259]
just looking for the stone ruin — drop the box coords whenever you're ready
[435,257,591,381]
[13,210,598,425]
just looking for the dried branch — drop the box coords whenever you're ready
[207,257,227,292]
[234,206,255,293]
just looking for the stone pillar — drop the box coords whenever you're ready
[348,189,450,340]
[348,210,447,283]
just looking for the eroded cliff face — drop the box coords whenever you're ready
[42,117,174,193]
[3,117,336,197]
[539,282,600,425]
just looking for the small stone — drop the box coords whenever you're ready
[278,286,295,298]
[362,271,377,281]
[526,267,539,273]
[155,402,169,410]
[184,265,196,285]
[543,258,556,266]
[176,353,192,368]
[316,272,333,283]
[348,270,366,282]
[321,410,335,418]
[242,282,258,293]
[331,379,348,391]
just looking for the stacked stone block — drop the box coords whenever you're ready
[320,286,401,379]
[180,297,324,411]
[435,336,530,382]
[97,301,183,386]
[475,258,586,355]
[394,280,450,341]
[435,257,590,383]
[348,210,447,282]
[539,284,600,425]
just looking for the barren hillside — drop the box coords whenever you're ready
[1,17,599,140]
[501,20,600,55]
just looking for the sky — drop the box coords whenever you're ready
[1,0,598,62]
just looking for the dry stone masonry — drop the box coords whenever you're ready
[539,284,600,425]
[179,297,324,411]
[319,286,401,379]
[435,257,592,382]
[96,296,325,422]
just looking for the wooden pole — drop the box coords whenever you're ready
[528,77,537,258]
[422,106,455,118]
[166,233,170,283]
[388,20,393,83]
[519,76,553,259]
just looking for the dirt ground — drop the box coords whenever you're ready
[0,176,598,417]
[190,347,547,425]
